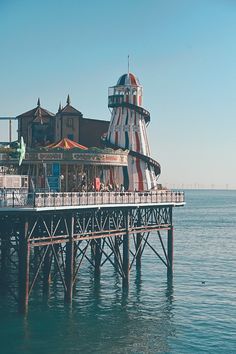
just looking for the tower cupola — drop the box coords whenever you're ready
[108,72,143,107]
[116,73,140,86]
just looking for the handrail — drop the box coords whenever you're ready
[108,99,150,123]
[0,190,185,209]
[105,140,161,177]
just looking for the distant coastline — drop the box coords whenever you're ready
[163,184,236,191]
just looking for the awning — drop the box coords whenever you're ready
[46,138,88,150]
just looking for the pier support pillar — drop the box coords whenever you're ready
[122,210,130,289]
[136,233,142,268]
[167,226,174,277]
[18,219,30,314]
[114,236,119,267]
[43,247,51,298]
[65,214,74,303]
[94,239,101,275]
[136,210,142,268]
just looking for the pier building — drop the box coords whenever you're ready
[0,71,184,313]
[17,96,109,149]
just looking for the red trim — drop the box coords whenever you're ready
[130,73,137,85]
[135,132,140,152]
[136,158,144,191]
[117,107,121,125]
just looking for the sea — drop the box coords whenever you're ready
[0,189,235,354]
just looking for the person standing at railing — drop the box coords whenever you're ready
[120,184,125,192]
[108,183,113,192]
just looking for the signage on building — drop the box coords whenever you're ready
[1,150,127,166]
[72,153,127,165]
[38,153,63,160]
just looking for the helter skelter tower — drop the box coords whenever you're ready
[107,71,161,191]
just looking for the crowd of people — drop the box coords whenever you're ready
[78,181,125,193]
[67,173,126,192]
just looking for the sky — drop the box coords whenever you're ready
[0,0,236,189]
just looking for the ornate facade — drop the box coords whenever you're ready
[17,96,109,149]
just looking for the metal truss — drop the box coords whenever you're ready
[0,205,174,312]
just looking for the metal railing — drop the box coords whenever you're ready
[0,190,185,209]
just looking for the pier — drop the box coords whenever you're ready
[0,190,184,313]
[0,71,185,313]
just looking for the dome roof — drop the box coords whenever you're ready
[116,73,140,86]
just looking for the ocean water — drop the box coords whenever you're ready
[0,190,236,353]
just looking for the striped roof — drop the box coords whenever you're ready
[46,138,88,150]
[116,73,140,86]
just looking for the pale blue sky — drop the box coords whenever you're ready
[0,0,236,188]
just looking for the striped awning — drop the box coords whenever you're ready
[46,138,88,150]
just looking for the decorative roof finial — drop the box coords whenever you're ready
[67,94,71,105]
[37,97,41,107]
[58,101,62,112]
[128,55,130,74]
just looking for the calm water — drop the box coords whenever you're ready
[0,190,236,353]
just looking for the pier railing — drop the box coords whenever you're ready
[0,190,185,208]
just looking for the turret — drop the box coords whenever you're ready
[107,71,160,191]
[108,73,143,107]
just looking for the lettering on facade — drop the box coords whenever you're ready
[72,153,127,165]
[38,153,63,160]
[1,151,127,165]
